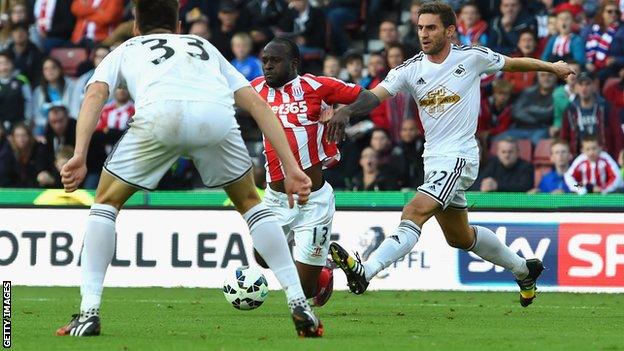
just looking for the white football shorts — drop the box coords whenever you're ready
[417,156,479,210]
[104,100,252,190]
[263,181,335,266]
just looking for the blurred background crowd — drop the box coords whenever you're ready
[0,0,623,195]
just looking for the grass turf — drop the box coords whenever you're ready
[10,287,623,351]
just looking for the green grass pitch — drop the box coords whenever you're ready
[10,286,623,351]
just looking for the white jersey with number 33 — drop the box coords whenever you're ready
[87,33,249,109]
[379,44,505,160]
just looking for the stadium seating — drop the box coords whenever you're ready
[50,48,89,77]
[533,138,553,166]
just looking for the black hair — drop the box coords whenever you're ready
[270,37,301,62]
[10,21,29,32]
[418,2,457,28]
[371,127,391,140]
[41,57,66,103]
[133,0,178,34]
[48,105,69,116]
[344,51,364,65]
[518,27,537,41]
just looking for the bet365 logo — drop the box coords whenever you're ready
[458,224,558,285]
[270,101,308,115]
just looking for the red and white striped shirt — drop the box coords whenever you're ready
[252,74,361,182]
[96,102,135,132]
[552,35,571,58]
[564,151,622,194]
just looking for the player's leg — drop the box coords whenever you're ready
[260,181,335,306]
[435,207,527,273]
[57,110,182,336]
[223,172,322,337]
[295,262,324,299]
[331,158,464,294]
[56,171,139,337]
[292,221,334,305]
[330,192,436,294]
[290,182,335,305]
[193,123,322,337]
[440,157,544,307]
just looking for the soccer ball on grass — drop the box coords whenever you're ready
[223,266,269,310]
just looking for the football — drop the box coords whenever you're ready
[222,266,269,310]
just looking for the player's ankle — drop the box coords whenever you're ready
[363,261,381,282]
[79,307,100,322]
[288,296,311,312]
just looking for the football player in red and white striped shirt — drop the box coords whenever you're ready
[564,136,622,194]
[252,38,363,306]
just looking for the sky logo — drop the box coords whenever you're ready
[459,224,559,286]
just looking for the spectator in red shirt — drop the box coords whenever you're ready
[603,67,624,108]
[503,28,539,95]
[384,44,417,143]
[565,136,622,194]
[553,0,585,25]
[541,10,586,65]
[457,2,488,46]
[71,0,124,47]
[478,79,513,145]
[35,0,76,52]
[360,52,389,131]
[96,87,134,153]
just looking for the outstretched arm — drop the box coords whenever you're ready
[323,85,392,142]
[503,56,575,80]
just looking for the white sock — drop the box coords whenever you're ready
[243,203,307,309]
[363,220,420,281]
[80,204,117,314]
[469,225,528,279]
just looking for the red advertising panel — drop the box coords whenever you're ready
[559,223,624,287]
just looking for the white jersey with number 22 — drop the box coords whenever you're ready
[379,44,505,160]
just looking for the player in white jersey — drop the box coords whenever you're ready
[326,2,575,307]
[56,0,323,338]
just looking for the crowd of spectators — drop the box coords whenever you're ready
[0,0,623,194]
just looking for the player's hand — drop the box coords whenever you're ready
[283,167,312,208]
[552,60,576,81]
[319,105,334,123]
[324,107,350,143]
[61,155,87,193]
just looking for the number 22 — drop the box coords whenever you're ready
[427,170,448,186]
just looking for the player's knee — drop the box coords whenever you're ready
[402,202,430,227]
[94,192,124,210]
[444,234,473,250]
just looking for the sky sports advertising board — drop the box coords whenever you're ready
[0,209,622,293]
